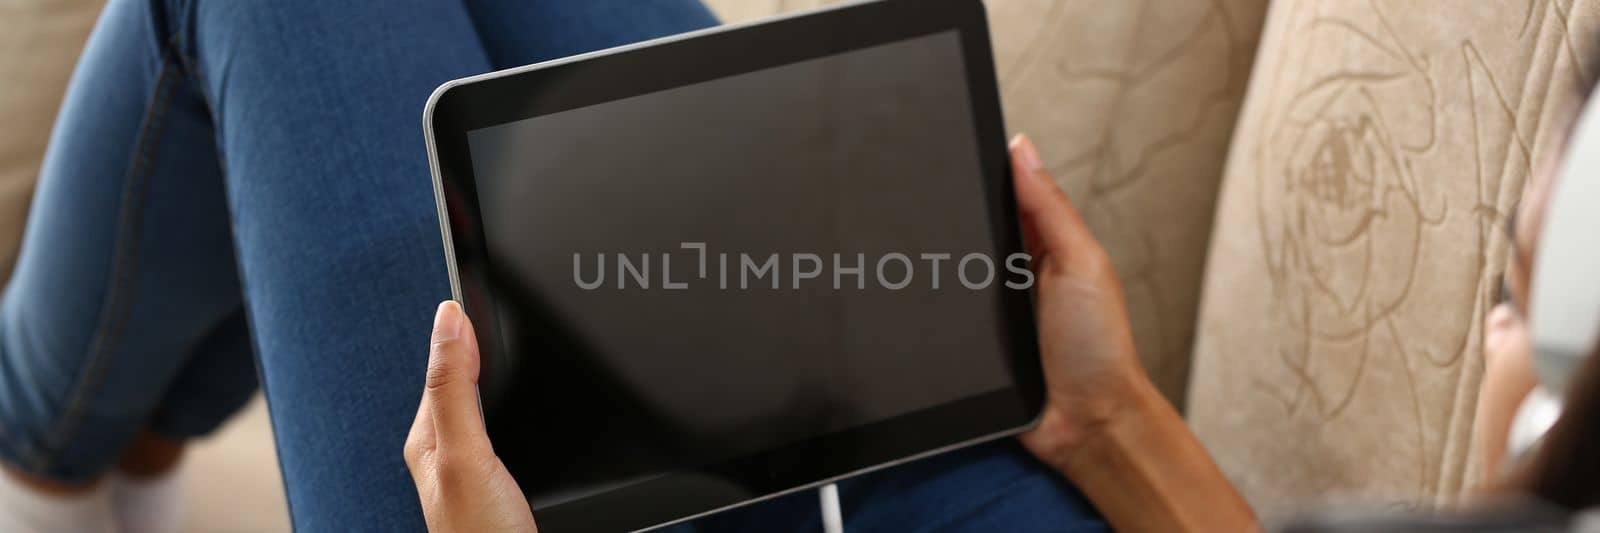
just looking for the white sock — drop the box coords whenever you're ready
[110,461,187,533]
[0,466,118,533]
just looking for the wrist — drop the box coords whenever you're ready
[1031,377,1259,532]
[1058,378,1176,474]
[1024,365,1165,473]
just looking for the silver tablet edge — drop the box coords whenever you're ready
[638,420,1037,532]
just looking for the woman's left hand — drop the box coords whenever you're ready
[404,301,538,533]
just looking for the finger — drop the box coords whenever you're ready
[425,300,491,453]
[1483,303,1515,363]
[1009,135,1101,260]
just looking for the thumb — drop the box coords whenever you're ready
[1009,134,1102,264]
[425,300,491,453]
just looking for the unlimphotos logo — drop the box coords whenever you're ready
[573,242,1034,291]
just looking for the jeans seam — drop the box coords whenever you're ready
[27,56,180,475]
[165,0,204,86]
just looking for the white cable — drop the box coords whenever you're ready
[819,483,844,533]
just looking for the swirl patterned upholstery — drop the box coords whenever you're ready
[1188,0,1600,515]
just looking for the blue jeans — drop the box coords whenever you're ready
[0,0,1105,530]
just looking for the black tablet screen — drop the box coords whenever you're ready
[463,30,1021,507]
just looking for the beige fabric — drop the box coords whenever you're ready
[706,0,1269,406]
[0,0,103,283]
[1188,0,1600,516]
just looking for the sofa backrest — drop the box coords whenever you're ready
[1187,0,1600,516]
[983,0,1269,406]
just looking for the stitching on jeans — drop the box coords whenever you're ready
[28,56,179,474]
[166,0,203,81]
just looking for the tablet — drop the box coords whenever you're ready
[423,0,1042,530]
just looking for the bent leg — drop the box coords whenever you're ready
[180,1,489,529]
[0,0,249,487]
[183,0,713,528]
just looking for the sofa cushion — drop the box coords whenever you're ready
[1188,0,1600,516]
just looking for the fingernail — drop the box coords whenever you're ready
[434,301,465,341]
[1013,134,1044,173]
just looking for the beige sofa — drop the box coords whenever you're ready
[1190,0,1600,515]
[725,0,1599,519]
[4,0,1595,527]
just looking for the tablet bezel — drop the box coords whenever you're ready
[423,0,1044,530]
